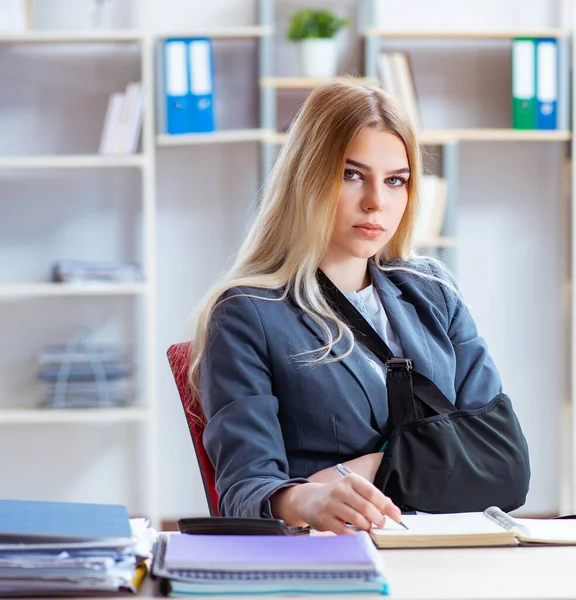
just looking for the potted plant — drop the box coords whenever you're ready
[287,9,350,78]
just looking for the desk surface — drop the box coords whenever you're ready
[141,545,576,600]
[383,545,576,599]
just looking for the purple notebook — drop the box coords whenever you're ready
[164,531,381,572]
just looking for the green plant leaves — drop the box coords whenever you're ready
[287,9,350,41]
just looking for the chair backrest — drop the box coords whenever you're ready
[166,342,219,516]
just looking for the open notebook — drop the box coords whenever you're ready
[370,506,576,549]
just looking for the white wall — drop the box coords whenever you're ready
[0,0,569,519]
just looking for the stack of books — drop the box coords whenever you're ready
[99,81,145,155]
[413,174,448,245]
[0,498,154,595]
[152,531,388,596]
[36,344,135,409]
[377,52,420,130]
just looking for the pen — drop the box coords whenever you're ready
[335,463,409,531]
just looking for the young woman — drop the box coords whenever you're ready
[189,82,530,534]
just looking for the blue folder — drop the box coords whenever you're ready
[163,37,215,134]
[0,499,132,542]
[536,38,558,130]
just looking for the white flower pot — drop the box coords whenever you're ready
[299,38,338,78]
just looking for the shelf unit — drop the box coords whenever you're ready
[0,19,159,525]
[362,8,573,270]
[361,4,576,514]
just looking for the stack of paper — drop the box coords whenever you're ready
[152,531,388,595]
[0,499,153,595]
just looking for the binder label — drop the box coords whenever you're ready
[189,40,212,96]
[512,40,535,99]
[165,41,188,96]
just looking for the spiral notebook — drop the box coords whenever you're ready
[369,506,576,549]
[152,532,388,595]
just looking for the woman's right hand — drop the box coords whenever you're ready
[270,475,402,534]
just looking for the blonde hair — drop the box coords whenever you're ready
[189,82,423,418]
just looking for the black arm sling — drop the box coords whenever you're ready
[317,269,530,514]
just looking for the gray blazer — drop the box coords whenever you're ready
[200,259,505,518]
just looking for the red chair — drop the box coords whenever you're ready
[167,342,219,516]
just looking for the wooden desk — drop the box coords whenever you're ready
[141,545,576,599]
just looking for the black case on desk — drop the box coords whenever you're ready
[177,517,309,536]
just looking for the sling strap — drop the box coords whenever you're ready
[317,269,455,431]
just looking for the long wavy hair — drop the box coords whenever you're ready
[189,82,423,417]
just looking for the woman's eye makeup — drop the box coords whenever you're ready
[343,170,409,187]
[386,176,408,187]
[343,169,362,180]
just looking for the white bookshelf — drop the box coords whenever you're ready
[260,76,379,89]
[155,26,273,40]
[268,130,572,146]
[157,128,269,146]
[0,5,159,527]
[0,407,151,425]
[0,155,146,170]
[0,30,144,44]
[0,283,148,299]
[364,28,570,39]
[419,129,572,144]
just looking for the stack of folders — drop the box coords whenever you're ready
[377,52,420,131]
[511,37,560,130]
[152,531,389,596]
[36,344,135,409]
[0,499,155,596]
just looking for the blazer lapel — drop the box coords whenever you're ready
[300,312,389,428]
[369,263,434,382]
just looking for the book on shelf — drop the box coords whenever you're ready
[369,505,576,549]
[413,174,447,244]
[377,51,421,130]
[99,81,145,155]
[152,531,388,596]
[512,37,559,130]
